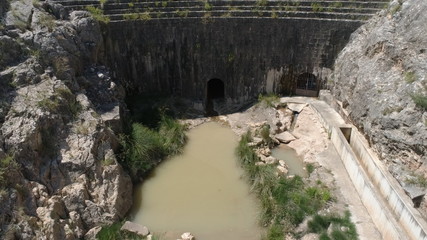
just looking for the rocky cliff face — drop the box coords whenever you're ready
[331,0,427,201]
[0,0,131,239]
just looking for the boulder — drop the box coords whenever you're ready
[275,131,297,143]
[277,166,289,175]
[120,221,150,237]
[264,156,277,165]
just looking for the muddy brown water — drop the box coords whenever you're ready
[271,144,307,177]
[130,122,261,240]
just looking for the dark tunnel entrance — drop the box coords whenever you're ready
[295,73,319,97]
[206,79,225,116]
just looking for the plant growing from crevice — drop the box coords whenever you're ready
[410,93,427,110]
[204,1,212,11]
[38,87,81,117]
[258,93,279,107]
[39,13,56,32]
[0,154,19,189]
[405,71,416,83]
[311,3,324,12]
[405,172,427,188]
[85,5,110,24]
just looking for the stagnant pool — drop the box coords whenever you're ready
[130,122,261,239]
[271,144,307,177]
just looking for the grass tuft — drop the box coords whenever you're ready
[236,135,336,236]
[410,93,427,110]
[120,114,186,180]
[258,93,279,107]
[308,211,358,240]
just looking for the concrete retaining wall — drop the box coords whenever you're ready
[348,128,427,240]
[310,101,427,240]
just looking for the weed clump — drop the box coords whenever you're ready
[258,93,279,107]
[120,114,187,180]
[410,93,427,110]
[308,211,358,240]
[85,5,110,23]
[236,132,340,238]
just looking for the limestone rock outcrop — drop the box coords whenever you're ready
[0,0,131,238]
[331,0,427,206]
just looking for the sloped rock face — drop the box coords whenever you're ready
[0,1,131,239]
[331,0,427,200]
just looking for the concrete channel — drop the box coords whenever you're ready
[298,92,427,240]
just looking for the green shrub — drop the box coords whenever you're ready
[256,0,267,7]
[405,71,416,83]
[38,87,81,117]
[259,124,274,147]
[176,9,189,18]
[158,115,187,155]
[85,5,110,23]
[258,93,279,107]
[236,135,333,231]
[410,93,427,110]
[405,172,427,188]
[306,163,315,174]
[311,3,324,12]
[204,1,212,11]
[308,211,358,240]
[96,222,147,240]
[99,0,107,8]
[330,2,342,8]
[0,154,19,188]
[263,224,284,240]
[120,115,186,180]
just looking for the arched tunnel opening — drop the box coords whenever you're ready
[295,73,319,97]
[206,78,225,116]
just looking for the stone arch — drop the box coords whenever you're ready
[206,78,225,116]
[295,73,318,97]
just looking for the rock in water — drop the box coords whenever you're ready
[180,232,195,240]
[120,221,150,237]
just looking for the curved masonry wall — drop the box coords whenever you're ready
[311,94,427,240]
[103,18,359,108]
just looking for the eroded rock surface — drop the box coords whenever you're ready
[330,0,427,211]
[0,1,131,238]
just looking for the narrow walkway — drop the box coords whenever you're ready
[280,96,382,240]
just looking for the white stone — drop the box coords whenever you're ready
[279,160,287,167]
[181,232,194,240]
[287,103,307,113]
[277,166,288,175]
[275,131,297,143]
[265,156,277,164]
[120,221,150,237]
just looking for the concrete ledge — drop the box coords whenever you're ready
[310,98,427,240]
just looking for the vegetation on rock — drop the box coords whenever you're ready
[85,5,110,23]
[237,131,356,239]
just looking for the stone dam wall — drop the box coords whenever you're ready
[103,18,357,106]
[51,0,389,111]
